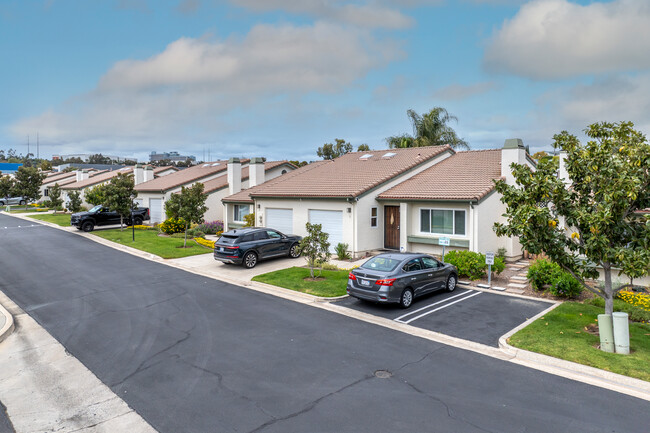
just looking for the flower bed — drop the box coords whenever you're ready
[134,225,155,230]
[194,237,215,249]
[618,290,650,312]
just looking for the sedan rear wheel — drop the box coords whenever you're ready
[399,288,414,309]
[446,274,457,292]
[243,251,258,269]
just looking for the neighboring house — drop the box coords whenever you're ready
[54,163,127,172]
[40,169,104,200]
[134,158,295,223]
[61,165,176,207]
[222,140,534,258]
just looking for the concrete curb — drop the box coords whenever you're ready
[0,302,14,345]
[12,213,650,401]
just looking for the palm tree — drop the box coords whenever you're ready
[386,107,469,150]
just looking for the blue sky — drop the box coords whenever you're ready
[2,0,649,162]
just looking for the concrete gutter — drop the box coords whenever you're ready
[0,302,14,344]
[10,212,650,402]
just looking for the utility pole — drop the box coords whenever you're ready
[27,135,30,158]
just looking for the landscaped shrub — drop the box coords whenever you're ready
[192,230,205,239]
[444,250,505,280]
[497,247,507,260]
[170,233,187,238]
[335,243,350,260]
[41,200,52,208]
[194,237,215,249]
[527,258,562,291]
[548,272,582,298]
[159,217,186,235]
[243,213,255,227]
[617,290,650,312]
[196,220,224,235]
[585,297,650,324]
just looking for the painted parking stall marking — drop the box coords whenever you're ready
[395,290,481,324]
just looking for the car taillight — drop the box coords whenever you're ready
[375,278,396,286]
[348,272,356,281]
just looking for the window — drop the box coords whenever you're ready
[234,205,250,222]
[370,207,378,227]
[44,189,49,197]
[421,257,439,269]
[266,230,282,239]
[420,209,466,236]
[403,259,422,272]
[253,231,269,241]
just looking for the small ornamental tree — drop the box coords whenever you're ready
[298,222,331,278]
[102,173,136,231]
[13,166,46,209]
[85,184,106,206]
[164,182,208,247]
[317,139,352,160]
[494,121,650,316]
[68,190,83,213]
[49,183,63,212]
[0,175,15,199]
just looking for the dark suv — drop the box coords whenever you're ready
[213,227,302,268]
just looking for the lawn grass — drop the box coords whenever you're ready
[252,266,349,297]
[92,229,213,259]
[509,302,650,381]
[27,212,73,227]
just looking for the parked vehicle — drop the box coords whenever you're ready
[213,227,302,268]
[347,252,458,308]
[0,196,26,206]
[70,205,150,232]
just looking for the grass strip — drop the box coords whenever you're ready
[509,302,650,381]
[92,228,212,259]
[253,266,348,298]
[27,213,73,227]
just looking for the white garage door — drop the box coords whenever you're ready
[149,198,164,223]
[266,208,293,235]
[309,210,343,252]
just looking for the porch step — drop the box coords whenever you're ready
[507,282,527,289]
[506,288,525,294]
[510,276,528,281]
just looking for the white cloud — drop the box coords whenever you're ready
[434,81,498,100]
[484,0,650,79]
[11,22,403,159]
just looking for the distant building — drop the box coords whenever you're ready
[53,163,127,173]
[52,153,127,162]
[0,163,22,176]
[149,151,196,164]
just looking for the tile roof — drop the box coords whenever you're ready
[134,160,246,193]
[223,161,329,203]
[202,161,294,194]
[43,171,79,185]
[62,166,173,190]
[235,146,452,200]
[377,149,503,202]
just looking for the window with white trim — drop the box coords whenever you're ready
[370,207,378,227]
[420,209,466,236]
[234,204,250,222]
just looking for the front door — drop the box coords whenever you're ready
[384,206,400,250]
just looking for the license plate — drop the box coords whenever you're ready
[360,279,370,286]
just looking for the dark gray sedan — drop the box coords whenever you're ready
[347,253,458,308]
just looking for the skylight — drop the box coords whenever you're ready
[203,164,210,167]
[360,154,373,160]
[382,152,397,158]
[211,163,220,166]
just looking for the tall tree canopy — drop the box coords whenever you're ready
[13,166,46,208]
[103,173,136,231]
[494,121,650,316]
[317,139,352,160]
[165,182,208,247]
[387,107,469,150]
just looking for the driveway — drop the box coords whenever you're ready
[334,287,553,347]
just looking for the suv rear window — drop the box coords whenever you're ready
[218,235,239,245]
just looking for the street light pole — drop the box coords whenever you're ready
[131,192,137,242]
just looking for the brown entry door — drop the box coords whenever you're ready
[384,206,400,250]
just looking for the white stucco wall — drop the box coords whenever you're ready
[404,201,471,256]
[475,191,511,255]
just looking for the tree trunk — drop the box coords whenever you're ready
[603,262,614,316]
[120,215,124,231]
[184,223,188,247]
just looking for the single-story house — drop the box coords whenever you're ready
[62,165,177,207]
[40,169,105,201]
[222,140,535,258]
[134,158,295,223]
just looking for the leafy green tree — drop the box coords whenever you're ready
[531,150,550,161]
[357,144,370,151]
[40,160,53,171]
[85,184,107,206]
[297,222,331,278]
[317,139,352,160]
[494,121,650,316]
[68,190,83,213]
[102,173,136,231]
[48,183,63,213]
[164,182,208,247]
[13,166,46,209]
[289,160,308,168]
[0,175,15,198]
[387,107,469,150]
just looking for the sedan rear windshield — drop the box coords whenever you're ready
[217,235,239,245]
[360,257,400,272]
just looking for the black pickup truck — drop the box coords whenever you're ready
[71,205,150,232]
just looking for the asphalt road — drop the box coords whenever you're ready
[0,213,649,433]
[335,288,553,346]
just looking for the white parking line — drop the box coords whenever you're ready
[395,291,482,324]
[394,289,474,322]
